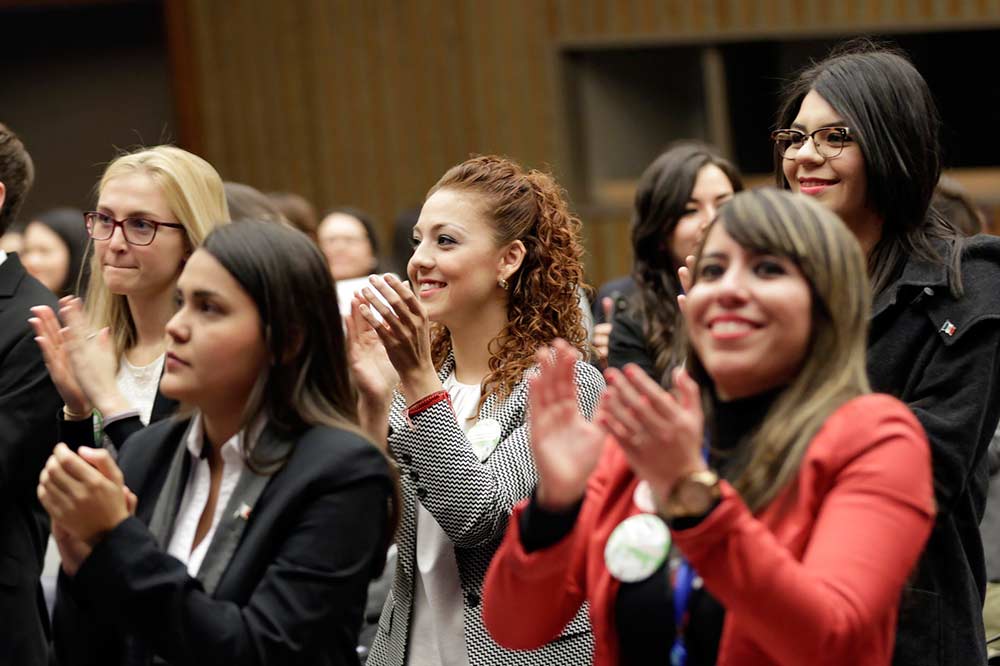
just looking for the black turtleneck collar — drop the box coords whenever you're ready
[708,386,783,458]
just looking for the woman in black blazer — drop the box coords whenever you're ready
[39,221,399,666]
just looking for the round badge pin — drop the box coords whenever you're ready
[467,417,502,462]
[604,513,671,582]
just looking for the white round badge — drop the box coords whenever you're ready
[604,513,671,582]
[467,418,502,462]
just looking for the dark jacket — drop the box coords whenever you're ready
[52,416,394,666]
[606,309,657,379]
[58,379,178,453]
[0,253,61,666]
[870,236,1000,666]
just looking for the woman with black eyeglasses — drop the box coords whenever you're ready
[773,40,1000,666]
[30,145,230,454]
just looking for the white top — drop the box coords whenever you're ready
[0,249,7,266]
[166,412,259,576]
[116,352,166,426]
[407,373,479,666]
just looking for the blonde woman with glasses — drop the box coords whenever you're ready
[30,145,229,454]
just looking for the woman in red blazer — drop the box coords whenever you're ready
[482,188,935,666]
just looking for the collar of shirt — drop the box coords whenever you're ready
[184,411,266,464]
[0,249,7,267]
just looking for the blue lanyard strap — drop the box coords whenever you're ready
[670,440,711,666]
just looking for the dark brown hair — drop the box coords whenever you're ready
[202,220,400,534]
[630,141,743,384]
[0,122,34,236]
[774,39,962,298]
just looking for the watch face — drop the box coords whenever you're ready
[676,478,714,515]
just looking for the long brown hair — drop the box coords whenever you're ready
[630,141,743,384]
[202,220,400,537]
[426,155,589,405]
[687,189,872,512]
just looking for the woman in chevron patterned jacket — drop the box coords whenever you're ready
[350,155,605,666]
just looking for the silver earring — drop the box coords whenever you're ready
[498,277,509,291]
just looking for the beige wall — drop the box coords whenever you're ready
[172,0,1000,285]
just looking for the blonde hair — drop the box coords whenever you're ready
[85,145,230,361]
[688,188,872,512]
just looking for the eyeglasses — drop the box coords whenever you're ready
[770,127,853,160]
[84,211,184,246]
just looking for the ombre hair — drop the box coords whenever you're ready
[687,188,872,512]
[200,220,400,535]
[426,155,589,406]
[85,145,230,363]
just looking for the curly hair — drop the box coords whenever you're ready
[426,155,589,405]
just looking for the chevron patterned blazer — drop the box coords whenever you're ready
[368,354,605,666]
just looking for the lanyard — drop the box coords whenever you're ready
[670,441,710,666]
[670,557,697,666]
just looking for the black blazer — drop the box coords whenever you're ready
[58,376,178,452]
[52,416,394,666]
[0,253,61,666]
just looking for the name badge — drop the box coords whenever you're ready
[467,418,502,462]
[604,513,671,582]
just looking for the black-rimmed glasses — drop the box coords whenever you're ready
[84,211,184,246]
[770,127,852,160]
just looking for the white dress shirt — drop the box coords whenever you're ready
[406,373,478,666]
[166,413,261,576]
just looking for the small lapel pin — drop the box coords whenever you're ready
[940,320,957,337]
[234,502,253,521]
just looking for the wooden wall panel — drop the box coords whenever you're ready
[171,0,1000,287]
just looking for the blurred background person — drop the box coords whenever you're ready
[320,206,386,316]
[319,206,381,280]
[21,207,90,298]
[224,181,287,225]
[934,175,987,237]
[592,142,743,379]
[267,190,319,242]
[0,218,25,254]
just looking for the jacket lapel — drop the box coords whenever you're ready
[195,424,291,595]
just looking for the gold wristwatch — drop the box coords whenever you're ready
[665,469,721,518]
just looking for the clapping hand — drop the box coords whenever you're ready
[29,297,91,416]
[529,339,606,512]
[356,274,442,404]
[599,365,706,509]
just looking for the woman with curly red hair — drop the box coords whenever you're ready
[349,155,604,666]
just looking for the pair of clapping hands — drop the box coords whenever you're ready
[344,274,443,409]
[37,444,136,576]
[530,339,707,515]
[28,296,124,419]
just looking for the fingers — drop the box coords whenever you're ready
[124,486,138,515]
[78,446,124,486]
[678,254,696,293]
[383,274,425,319]
[52,443,95,479]
[602,296,614,323]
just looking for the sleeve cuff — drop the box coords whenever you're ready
[519,491,583,553]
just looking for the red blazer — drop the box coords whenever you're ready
[482,394,935,666]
